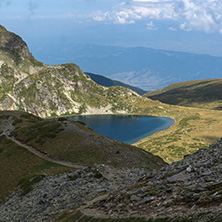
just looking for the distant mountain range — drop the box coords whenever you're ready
[85,72,147,95]
[32,44,222,91]
[145,78,222,110]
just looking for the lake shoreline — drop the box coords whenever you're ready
[64,114,175,145]
[49,113,176,123]
[132,117,175,145]
[47,113,175,145]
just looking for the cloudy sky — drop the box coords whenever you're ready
[1,0,222,56]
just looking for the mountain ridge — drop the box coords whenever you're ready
[85,72,147,95]
[145,78,222,110]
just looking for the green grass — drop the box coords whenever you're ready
[32,120,164,170]
[55,210,149,222]
[58,117,67,121]
[11,118,64,146]
[179,115,200,127]
[0,133,70,203]
[20,113,42,121]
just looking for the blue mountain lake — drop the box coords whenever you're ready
[66,115,174,144]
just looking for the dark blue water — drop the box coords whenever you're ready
[66,115,174,144]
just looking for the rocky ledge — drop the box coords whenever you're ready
[90,138,222,221]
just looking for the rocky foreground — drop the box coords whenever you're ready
[1,139,222,221]
[0,165,147,222]
[89,138,222,221]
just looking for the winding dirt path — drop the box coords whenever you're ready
[7,136,84,169]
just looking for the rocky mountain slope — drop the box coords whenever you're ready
[145,79,222,110]
[56,138,222,221]
[0,25,158,118]
[85,72,147,95]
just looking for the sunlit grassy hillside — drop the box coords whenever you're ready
[145,79,222,110]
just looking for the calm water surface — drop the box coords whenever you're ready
[66,115,174,144]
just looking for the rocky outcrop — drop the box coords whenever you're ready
[0,25,34,63]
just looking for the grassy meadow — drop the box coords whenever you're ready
[133,103,222,163]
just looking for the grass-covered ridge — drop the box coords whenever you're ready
[145,78,222,110]
[85,72,147,95]
[9,111,164,169]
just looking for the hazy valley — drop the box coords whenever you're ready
[32,43,222,91]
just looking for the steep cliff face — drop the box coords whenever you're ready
[0,25,37,65]
[0,25,154,117]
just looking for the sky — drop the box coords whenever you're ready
[1,0,222,57]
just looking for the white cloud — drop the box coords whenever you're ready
[169,26,177,31]
[93,1,177,24]
[146,21,157,30]
[93,0,222,34]
[93,9,138,24]
[177,0,222,33]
